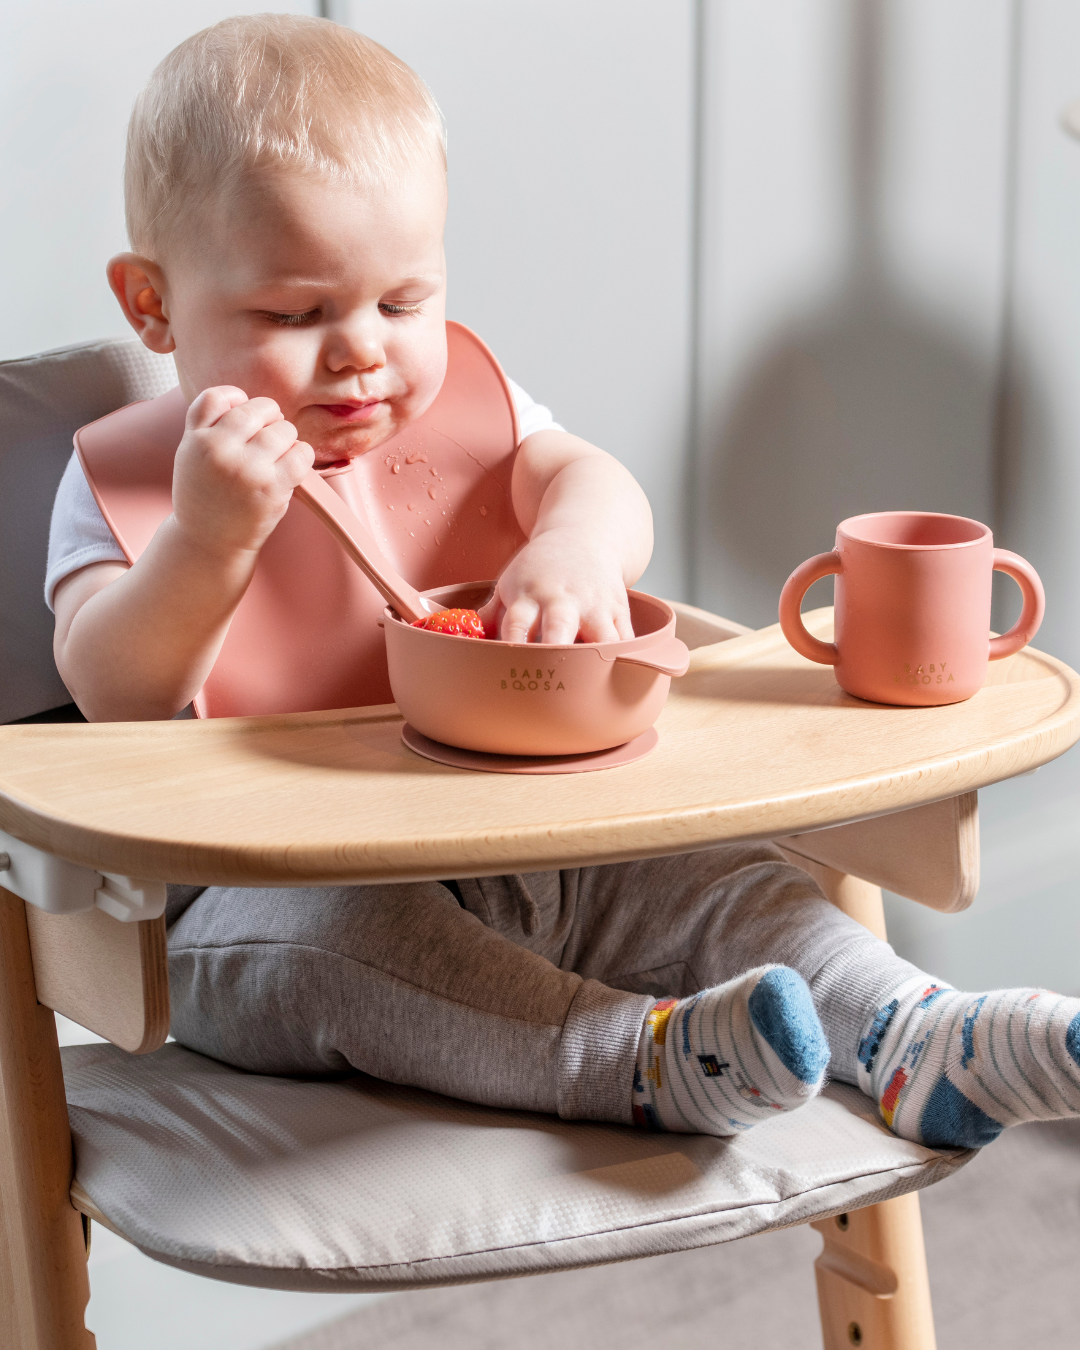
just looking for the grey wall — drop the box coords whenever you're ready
[692,0,1011,626]
[689,0,1080,995]
[0,0,316,359]
[878,0,1080,992]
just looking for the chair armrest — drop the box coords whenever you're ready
[664,603,980,912]
[666,600,753,650]
[777,793,979,913]
[22,902,169,1054]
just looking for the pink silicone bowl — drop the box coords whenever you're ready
[383,582,690,756]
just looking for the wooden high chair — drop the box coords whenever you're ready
[2,339,1078,1350]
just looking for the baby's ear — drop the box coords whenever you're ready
[107,253,175,354]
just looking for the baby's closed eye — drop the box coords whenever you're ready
[262,309,320,327]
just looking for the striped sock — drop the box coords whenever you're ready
[632,966,830,1135]
[856,975,1080,1148]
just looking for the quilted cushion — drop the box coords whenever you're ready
[63,1042,971,1292]
[0,338,175,722]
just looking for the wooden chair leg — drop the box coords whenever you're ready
[777,854,937,1350]
[811,1194,936,1349]
[0,887,95,1349]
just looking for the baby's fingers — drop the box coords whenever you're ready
[540,600,582,646]
[218,397,286,445]
[278,440,315,487]
[575,614,620,644]
[186,386,250,430]
[500,597,540,644]
[575,600,633,644]
[247,416,301,463]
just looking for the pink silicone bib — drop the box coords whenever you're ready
[76,323,525,717]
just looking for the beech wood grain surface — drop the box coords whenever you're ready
[0,609,1076,887]
[0,889,95,1349]
[811,1195,937,1350]
[779,792,980,913]
[25,907,169,1054]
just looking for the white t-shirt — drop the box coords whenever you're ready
[45,377,561,610]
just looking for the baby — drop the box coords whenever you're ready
[50,15,1080,1149]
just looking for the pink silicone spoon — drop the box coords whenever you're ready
[294,471,435,624]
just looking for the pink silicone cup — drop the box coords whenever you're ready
[779,511,1045,706]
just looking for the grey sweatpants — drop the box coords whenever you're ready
[166,844,920,1126]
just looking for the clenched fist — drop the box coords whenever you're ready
[171,387,315,558]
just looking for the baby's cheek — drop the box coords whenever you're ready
[398,332,448,422]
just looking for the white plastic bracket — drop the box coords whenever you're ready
[0,827,166,922]
[95,872,168,922]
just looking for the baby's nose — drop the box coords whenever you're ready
[326,325,385,373]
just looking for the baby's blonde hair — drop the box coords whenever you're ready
[125,14,445,255]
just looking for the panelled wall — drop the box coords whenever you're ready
[1,1,1079,991]
[689,0,1080,991]
[0,0,315,359]
[882,0,1080,990]
[692,0,1012,625]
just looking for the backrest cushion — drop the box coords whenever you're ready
[0,339,176,722]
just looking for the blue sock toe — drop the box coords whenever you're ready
[1066,1011,1080,1069]
[748,967,830,1084]
[919,1075,1003,1149]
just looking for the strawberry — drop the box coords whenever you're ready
[411,608,488,639]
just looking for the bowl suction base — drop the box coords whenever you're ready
[401,724,659,775]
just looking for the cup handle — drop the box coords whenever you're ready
[779,552,842,665]
[989,549,1045,660]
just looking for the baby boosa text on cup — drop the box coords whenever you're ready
[896,662,956,688]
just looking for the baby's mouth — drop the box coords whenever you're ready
[319,400,385,423]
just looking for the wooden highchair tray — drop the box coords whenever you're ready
[0,609,1077,887]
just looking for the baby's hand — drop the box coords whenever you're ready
[479,528,635,644]
[171,387,314,558]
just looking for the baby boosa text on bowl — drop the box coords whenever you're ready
[501,666,567,693]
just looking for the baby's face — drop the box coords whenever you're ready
[162,161,448,465]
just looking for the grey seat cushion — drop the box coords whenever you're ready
[0,338,175,723]
[63,1042,971,1293]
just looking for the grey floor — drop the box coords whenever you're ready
[273,1117,1080,1350]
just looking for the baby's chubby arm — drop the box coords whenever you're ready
[53,388,314,721]
[481,430,653,644]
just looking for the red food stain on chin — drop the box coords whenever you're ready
[411,608,489,639]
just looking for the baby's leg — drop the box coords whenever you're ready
[569,848,1080,1148]
[166,880,651,1121]
[166,872,827,1134]
[850,979,1080,1148]
[562,846,864,1133]
[664,853,1080,1148]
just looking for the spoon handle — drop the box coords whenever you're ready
[294,471,430,624]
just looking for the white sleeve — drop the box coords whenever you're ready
[506,377,564,441]
[45,452,128,611]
